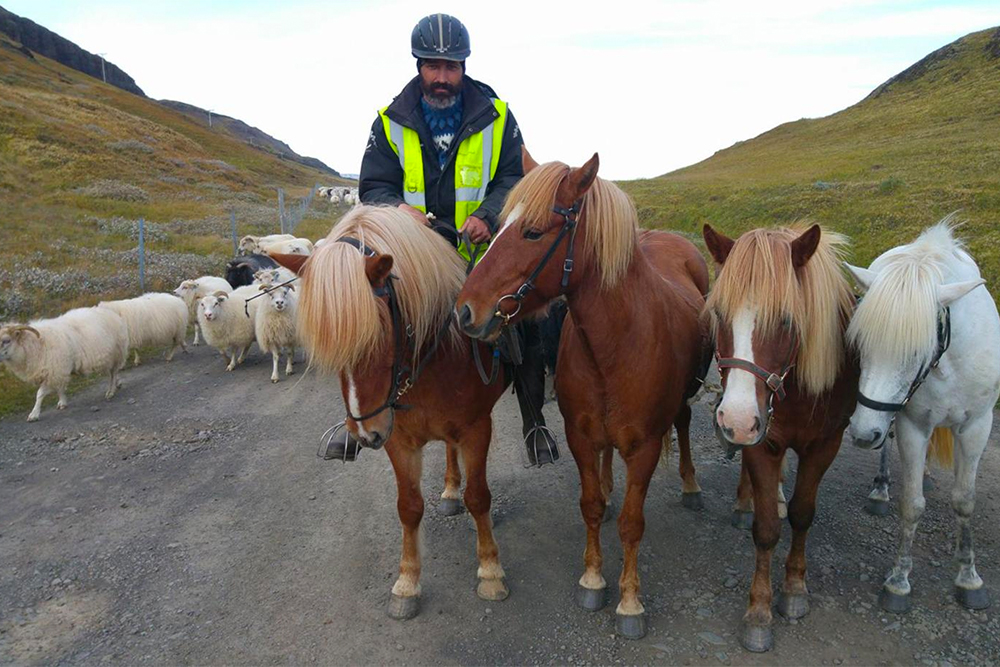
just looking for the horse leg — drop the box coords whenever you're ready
[880,419,931,614]
[732,456,755,530]
[778,438,841,621]
[438,441,464,516]
[952,416,992,610]
[601,444,615,522]
[676,404,703,510]
[385,441,425,620]
[777,453,788,520]
[866,444,893,516]
[740,445,783,652]
[462,420,508,602]
[571,431,609,612]
[615,438,662,639]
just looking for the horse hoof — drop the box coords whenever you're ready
[731,510,754,531]
[740,623,774,653]
[682,491,704,511]
[865,498,891,516]
[387,594,420,620]
[615,612,647,640]
[575,585,608,612]
[477,578,509,602]
[923,475,934,494]
[602,501,616,523]
[955,586,991,610]
[776,592,810,620]
[438,498,464,516]
[879,588,912,614]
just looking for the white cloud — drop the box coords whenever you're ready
[11,0,999,179]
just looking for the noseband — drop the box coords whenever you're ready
[856,307,951,415]
[715,331,800,440]
[492,201,581,325]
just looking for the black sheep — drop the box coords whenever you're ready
[225,254,278,288]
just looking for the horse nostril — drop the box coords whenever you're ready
[752,416,761,434]
[872,429,882,443]
[458,304,474,330]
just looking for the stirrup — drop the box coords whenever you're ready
[522,425,559,468]
[318,421,361,462]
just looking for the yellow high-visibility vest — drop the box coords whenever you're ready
[379,98,507,261]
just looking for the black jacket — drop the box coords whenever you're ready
[359,75,523,244]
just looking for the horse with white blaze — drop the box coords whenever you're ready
[845,219,1000,614]
[0,307,129,421]
[98,293,188,365]
[174,276,233,345]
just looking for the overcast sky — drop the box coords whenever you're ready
[5,1,999,179]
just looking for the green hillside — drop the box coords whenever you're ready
[0,33,352,416]
[624,27,1000,281]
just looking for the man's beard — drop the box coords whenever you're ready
[421,80,461,109]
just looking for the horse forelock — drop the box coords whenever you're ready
[847,219,964,366]
[300,205,465,374]
[500,161,637,289]
[706,224,853,395]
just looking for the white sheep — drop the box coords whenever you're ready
[261,238,313,256]
[0,307,129,422]
[197,285,260,371]
[238,234,296,255]
[254,267,297,287]
[173,276,233,345]
[254,283,298,382]
[99,293,188,366]
[329,193,341,205]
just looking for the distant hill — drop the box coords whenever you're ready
[624,27,1000,286]
[0,4,337,175]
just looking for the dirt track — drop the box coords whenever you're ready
[1,344,1000,666]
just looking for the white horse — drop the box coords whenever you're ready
[845,218,1000,614]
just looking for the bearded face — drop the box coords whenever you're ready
[419,59,464,109]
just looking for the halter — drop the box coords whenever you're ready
[336,236,453,431]
[856,307,951,415]
[492,201,581,325]
[715,328,800,441]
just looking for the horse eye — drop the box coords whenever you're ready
[523,229,543,240]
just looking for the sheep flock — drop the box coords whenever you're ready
[0,232,318,422]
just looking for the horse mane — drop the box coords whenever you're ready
[705,223,854,396]
[500,161,637,288]
[846,217,966,365]
[298,205,466,373]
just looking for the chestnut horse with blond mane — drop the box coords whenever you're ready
[702,223,858,653]
[455,152,710,639]
[275,206,512,621]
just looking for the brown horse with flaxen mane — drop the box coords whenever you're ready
[702,223,859,653]
[273,206,513,622]
[455,151,710,639]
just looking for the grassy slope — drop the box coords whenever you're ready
[0,36,353,417]
[623,27,1000,279]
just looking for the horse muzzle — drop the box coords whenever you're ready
[456,304,503,342]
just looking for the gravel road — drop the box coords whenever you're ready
[1,343,999,665]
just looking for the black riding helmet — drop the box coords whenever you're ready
[411,13,470,61]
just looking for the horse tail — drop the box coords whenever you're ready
[661,430,674,462]
[928,427,955,470]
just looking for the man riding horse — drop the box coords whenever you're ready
[346,13,557,466]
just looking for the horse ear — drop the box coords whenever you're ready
[844,263,876,293]
[938,278,985,306]
[365,255,393,285]
[790,224,821,269]
[522,145,539,174]
[565,153,599,201]
[271,252,309,276]
[702,224,734,266]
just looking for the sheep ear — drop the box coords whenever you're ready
[844,263,876,293]
[938,278,985,306]
[286,284,295,291]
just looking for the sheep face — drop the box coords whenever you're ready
[199,294,228,321]
[0,326,38,363]
[264,285,294,312]
[174,280,197,298]
[238,237,260,255]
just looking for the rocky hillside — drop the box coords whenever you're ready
[624,27,1000,285]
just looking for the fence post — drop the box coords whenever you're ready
[278,188,285,233]
[138,217,145,293]
[230,211,238,256]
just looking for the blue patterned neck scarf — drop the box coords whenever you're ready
[421,92,464,169]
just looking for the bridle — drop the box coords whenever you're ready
[491,200,581,326]
[856,307,951,417]
[715,326,800,443]
[336,236,453,435]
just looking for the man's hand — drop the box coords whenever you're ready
[398,203,430,227]
[463,215,492,244]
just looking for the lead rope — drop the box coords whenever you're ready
[463,231,503,386]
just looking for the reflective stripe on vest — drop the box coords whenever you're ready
[378,99,508,262]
